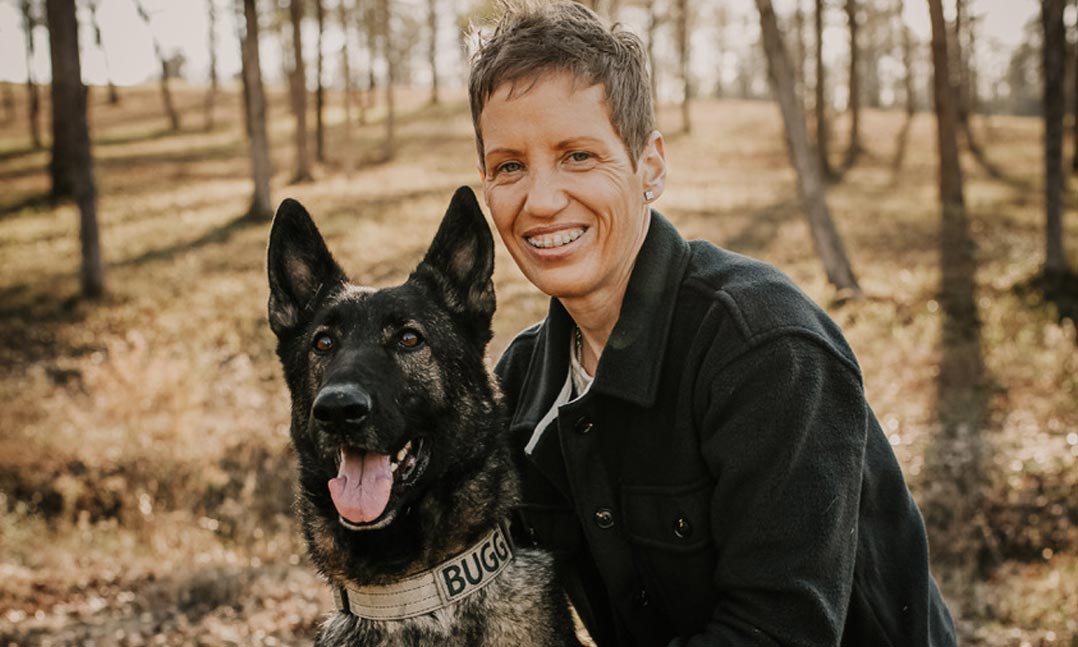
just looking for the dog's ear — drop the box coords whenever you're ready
[267,199,347,336]
[416,186,496,327]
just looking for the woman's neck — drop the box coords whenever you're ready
[560,289,623,376]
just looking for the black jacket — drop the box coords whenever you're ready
[494,211,956,647]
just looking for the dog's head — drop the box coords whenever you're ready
[266,187,498,538]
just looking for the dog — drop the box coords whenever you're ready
[266,186,581,646]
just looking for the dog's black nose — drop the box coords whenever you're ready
[313,384,372,426]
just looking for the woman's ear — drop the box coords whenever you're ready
[640,130,667,202]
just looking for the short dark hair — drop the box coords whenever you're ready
[468,1,654,169]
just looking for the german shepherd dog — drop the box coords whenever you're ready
[266,187,580,646]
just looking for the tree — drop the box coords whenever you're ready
[21,0,43,150]
[239,0,273,218]
[675,0,691,132]
[134,0,181,130]
[288,0,313,182]
[646,0,663,109]
[793,0,807,108]
[753,0,861,295]
[46,0,104,298]
[1043,0,1069,276]
[814,0,834,179]
[842,0,862,168]
[428,0,439,105]
[205,0,219,130]
[87,0,119,104]
[379,0,396,160]
[315,0,326,162]
[338,0,355,174]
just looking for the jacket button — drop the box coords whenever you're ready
[633,587,649,609]
[594,507,614,529]
[673,517,693,539]
[574,417,593,435]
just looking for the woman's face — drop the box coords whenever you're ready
[479,71,665,305]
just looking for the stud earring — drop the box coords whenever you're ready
[644,190,655,202]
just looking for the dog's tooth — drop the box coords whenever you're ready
[396,444,409,463]
[390,462,398,473]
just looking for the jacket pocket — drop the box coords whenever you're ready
[621,479,719,637]
[621,478,713,552]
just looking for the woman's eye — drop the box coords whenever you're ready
[569,151,591,162]
[398,329,424,349]
[497,161,523,174]
[313,334,335,353]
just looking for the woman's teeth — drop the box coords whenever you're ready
[526,228,584,249]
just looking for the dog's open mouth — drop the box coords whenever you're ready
[328,437,429,531]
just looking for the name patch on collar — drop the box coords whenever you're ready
[435,524,514,602]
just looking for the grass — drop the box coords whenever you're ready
[0,81,1076,645]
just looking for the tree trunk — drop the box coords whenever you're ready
[380,0,396,161]
[339,0,354,174]
[647,2,660,110]
[927,0,964,210]
[794,0,807,109]
[676,0,691,133]
[900,0,914,117]
[428,0,439,105]
[1072,0,1078,173]
[1,85,13,125]
[842,0,861,167]
[134,1,181,130]
[1044,0,1069,275]
[289,0,313,182]
[46,0,105,298]
[239,0,273,218]
[814,0,834,179]
[22,0,43,150]
[88,0,119,104]
[205,0,218,131]
[315,0,326,162]
[754,0,861,295]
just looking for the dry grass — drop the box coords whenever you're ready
[0,82,1076,645]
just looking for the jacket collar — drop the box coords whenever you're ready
[512,209,691,423]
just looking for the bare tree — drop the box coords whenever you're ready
[675,0,691,132]
[134,0,181,130]
[46,0,104,298]
[428,0,440,105]
[339,0,355,174]
[794,0,807,108]
[379,0,397,160]
[239,0,273,218]
[842,0,862,168]
[1,84,13,125]
[21,0,43,150]
[927,0,963,211]
[315,0,326,162]
[814,0,834,179]
[87,0,119,104]
[205,0,219,130]
[1043,0,1069,276]
[646,1,662,109]
[288,0,313,181]
[754,0,861,295]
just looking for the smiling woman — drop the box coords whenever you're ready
[470,3,958,646]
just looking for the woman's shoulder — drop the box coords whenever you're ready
[679,240,858,373]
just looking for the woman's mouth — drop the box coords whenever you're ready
[525,227,586,249]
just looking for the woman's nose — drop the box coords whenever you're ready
[522,171,569,218]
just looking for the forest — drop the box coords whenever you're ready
[0,0,1076,644]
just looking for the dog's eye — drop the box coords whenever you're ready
[313,334,335,353]
[398,329,423,349]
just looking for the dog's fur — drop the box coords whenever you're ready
[266,187,580,646]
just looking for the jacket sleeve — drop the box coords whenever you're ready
[672,334,868,647]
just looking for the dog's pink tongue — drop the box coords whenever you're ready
[328,449,393,524]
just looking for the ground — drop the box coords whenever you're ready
[0,82,1076,646]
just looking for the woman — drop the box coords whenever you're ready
[469,3,956,646]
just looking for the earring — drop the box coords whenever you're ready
[644,190,655,202]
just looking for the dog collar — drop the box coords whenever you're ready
[333,521,515,621]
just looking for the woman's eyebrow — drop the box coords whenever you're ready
[554,137,605,150]
[484,146,522,161]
